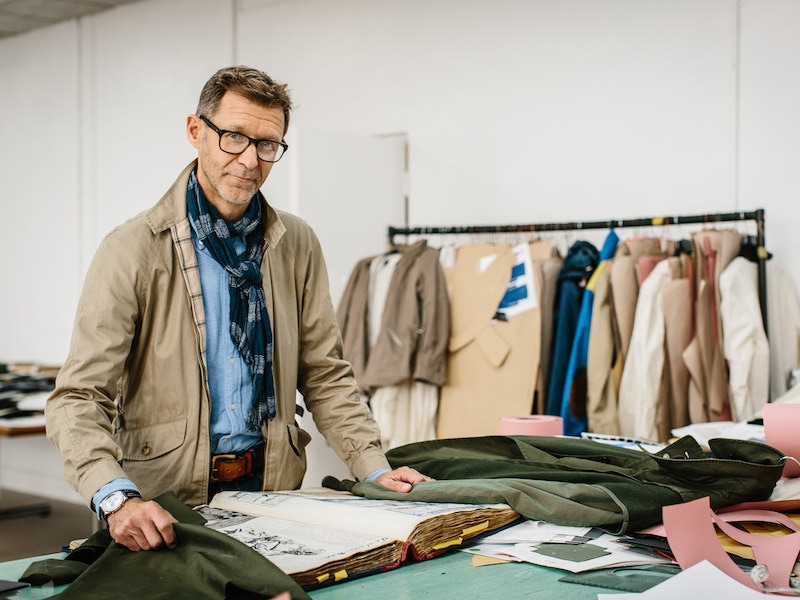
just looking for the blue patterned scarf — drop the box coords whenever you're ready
[187,170,276,428]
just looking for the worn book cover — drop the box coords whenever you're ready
[201,488,520,588]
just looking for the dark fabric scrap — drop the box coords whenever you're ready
[559,564,682,593]
[20,492,310,600]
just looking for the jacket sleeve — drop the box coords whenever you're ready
[411,249,450,386]
[335,257,374,387]
[45,229,142,505]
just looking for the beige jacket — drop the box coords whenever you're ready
[46,162,389,507]
[684,229,741,421]
[586,259,621,435]
[337,241,450,392]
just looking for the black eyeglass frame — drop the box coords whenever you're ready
[198,114,288,163]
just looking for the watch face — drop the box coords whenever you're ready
[100,491,125,514]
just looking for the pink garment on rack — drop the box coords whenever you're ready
[636,254,666,286]
[702,236,719,347]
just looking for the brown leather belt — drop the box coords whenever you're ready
[210,444,265,483]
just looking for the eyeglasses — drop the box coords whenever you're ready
[198,115,288,163]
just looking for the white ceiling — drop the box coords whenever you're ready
[0,0,143,40]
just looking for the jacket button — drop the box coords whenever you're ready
[141,445,152,456]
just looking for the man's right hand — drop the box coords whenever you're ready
[106,498,179,551]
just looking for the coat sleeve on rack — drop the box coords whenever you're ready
[336,256,376,388]
[409,248,451,386]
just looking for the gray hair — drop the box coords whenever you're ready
[196,65,293,135]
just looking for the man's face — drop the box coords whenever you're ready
[187,92,285,221]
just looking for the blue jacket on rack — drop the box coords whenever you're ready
[560,230,620,436]
[545,240,600,418]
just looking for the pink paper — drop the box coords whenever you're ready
[663,498,758,591]
[764,403,800,478]
[663,497,800,595]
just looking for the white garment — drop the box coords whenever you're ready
[617,259,673,442]
[370,381,439,451]
[767,260,800,400]
[719,257,769,422]
[367,253,402,347]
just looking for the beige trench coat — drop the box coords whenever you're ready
[46,162,389,507]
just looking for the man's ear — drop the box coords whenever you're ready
[186,114,202,150]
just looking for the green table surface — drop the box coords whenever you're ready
[0,549,619,599]
[307,550,619,599]
[0,553,69,599]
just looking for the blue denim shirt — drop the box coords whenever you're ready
[194,233,264,455]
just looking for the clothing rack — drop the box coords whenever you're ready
[388,208,768,330]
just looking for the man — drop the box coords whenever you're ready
[46,66,429,552]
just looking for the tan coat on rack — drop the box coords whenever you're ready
[685,229,741,422]
[609,238,662,359]
[437,242,547,438]
[586,260,621,435]
[661,269,693,431]
[589,238,664,437]
[532,251,563,415]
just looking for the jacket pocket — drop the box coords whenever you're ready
[118,418,187,461]
[268,423,311,490]
[287,423,312,457]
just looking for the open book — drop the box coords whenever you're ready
[202,488,520,588]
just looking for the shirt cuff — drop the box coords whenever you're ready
[365,468,389,482]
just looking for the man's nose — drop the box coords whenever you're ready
[238,142,260,168]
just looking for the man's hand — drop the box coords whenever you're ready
[374,466,433,493]
[106,498,179,551]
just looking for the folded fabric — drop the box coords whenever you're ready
[20,558,88,587]
[20,492,310,600]
[331,435,785,534]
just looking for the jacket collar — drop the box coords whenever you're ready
[389,239,429,259]
[145,160,286,248]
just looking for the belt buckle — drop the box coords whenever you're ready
[210,452,253,483]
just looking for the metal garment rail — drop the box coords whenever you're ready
[387,208,768,331]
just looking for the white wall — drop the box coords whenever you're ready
[1,21,81,365]
[2,0,799,500]
[739,0,800,281]
[240,0,740,223]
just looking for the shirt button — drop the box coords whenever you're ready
[230,358,236,364]
[231,403,236,410]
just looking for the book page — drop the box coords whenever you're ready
[208,489,512,542]
[198,506,394,576]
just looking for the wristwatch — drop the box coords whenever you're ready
[98,490,142,521]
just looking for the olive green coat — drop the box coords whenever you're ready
[342,435,785,534]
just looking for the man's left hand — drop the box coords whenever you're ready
[375,466,433,493]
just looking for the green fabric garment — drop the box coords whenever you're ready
[333,435,785,534]
[20,492,310,600]
[20,529,114,586]
[20,558,88,587]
